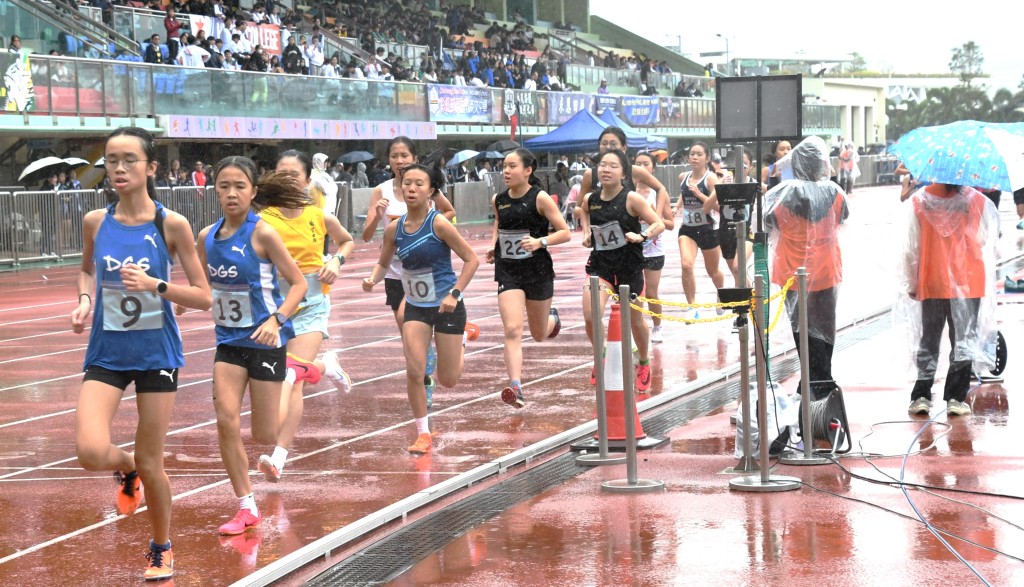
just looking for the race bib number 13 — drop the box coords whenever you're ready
[212,285,254,328]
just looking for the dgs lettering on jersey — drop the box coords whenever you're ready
[208,264,239,278]
[103,255,151,272]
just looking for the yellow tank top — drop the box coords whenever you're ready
[260,206,329,294]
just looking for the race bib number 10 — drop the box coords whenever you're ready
[402,267,437,304]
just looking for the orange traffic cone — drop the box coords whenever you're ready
[602,303,647,442]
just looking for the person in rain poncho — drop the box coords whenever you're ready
[352,162,370,189]
[899,183,998,417]
[764,136,849,399]
[311,153,340,255]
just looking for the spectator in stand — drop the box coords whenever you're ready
[222,50,240,70]
[178,35,211,68]
[523,71,538,91]
[306,38,324,76]
[597,79,609,94]
[164,9,182,65]
[268,55,285,74]
[282,36,303,74]
[267,5,282,26]
[144,34,163,64]
[191,160,208,187]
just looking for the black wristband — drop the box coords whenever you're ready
[79,293,92,304]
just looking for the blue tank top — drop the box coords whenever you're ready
[205,211,294,349]
[83,202,183,371]
[394,209,456,308]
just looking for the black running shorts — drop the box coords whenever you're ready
[214,343,288,382]
[83,365,179,392]
[404,301,468,335]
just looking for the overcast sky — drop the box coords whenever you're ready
[589,0,1021,93]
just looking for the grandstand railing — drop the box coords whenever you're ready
[5,52,840,135]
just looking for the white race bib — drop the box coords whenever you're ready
[591,221,626,251]
[101,285,163,331]
[683,210,709,227]
[498,229,532,259]
[402,267,436,304]
[212,284,254,328]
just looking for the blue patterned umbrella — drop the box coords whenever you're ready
[888,121,1024,192]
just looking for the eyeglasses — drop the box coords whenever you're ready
[104,158,148,170]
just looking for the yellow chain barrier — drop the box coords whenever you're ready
[600,276,796,331]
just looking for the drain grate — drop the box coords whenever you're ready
[307,315,892,586]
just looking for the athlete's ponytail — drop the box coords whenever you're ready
[213,156,310,211]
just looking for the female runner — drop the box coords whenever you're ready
[578,126,669,206]
[197,157,309,536]
[580,150,664,392]
[362,164,479,453]
[257,149,355,481]
[633,151,674,343]
[361,137,456,406]
[674,141,725,320]
[484,148,570,408]
[70,127,211,581]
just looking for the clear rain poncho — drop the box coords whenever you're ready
[311,152,339,215]
[764,136,849,345]
[895,184,999,375]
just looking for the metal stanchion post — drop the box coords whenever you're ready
[730,276,800,493]
[780,267,828,466]
[729,220,757,473]
[603,285,664,493]
[577,276,625,466]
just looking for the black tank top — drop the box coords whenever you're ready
[587,186,643,272]
[494,184,554,282]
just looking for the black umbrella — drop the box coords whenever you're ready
[486,140,520,154]
[422,147,458,166]
[338,151,376,164]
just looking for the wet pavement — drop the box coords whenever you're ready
[1,185,1023,585]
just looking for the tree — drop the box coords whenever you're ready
[949,41,984,86]
[848,52,867,73]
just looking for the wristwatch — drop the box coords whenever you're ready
[156,280,168,295]
[540,237,548,248]
[450,288,463,302]
[272,312,287,325]
[640,231,649,242]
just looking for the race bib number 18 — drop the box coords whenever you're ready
[683,210,708,227]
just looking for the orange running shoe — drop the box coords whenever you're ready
[407,432,433,454]
[144,541,174,581]
[287,353,322,385]
[115,470,142,515]
[464,321,480,341]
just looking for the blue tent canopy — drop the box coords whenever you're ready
[524,109,667,153]
[597,109,668,151]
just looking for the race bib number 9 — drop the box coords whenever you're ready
[212,285,254,328]
[592,221,626,250]
[498,229,532,259]
[402,267,437,304]
[101,285,163,331]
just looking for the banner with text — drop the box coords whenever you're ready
[546,92,595,125]
[619,95,660,126]
[500,88,541,125]
[186,17,281,57]
[166,115,436,140]
[427,84,491,123]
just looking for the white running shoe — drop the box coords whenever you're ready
[650,324,663,343]
[321,350,352,393]
[682,308,697,323]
